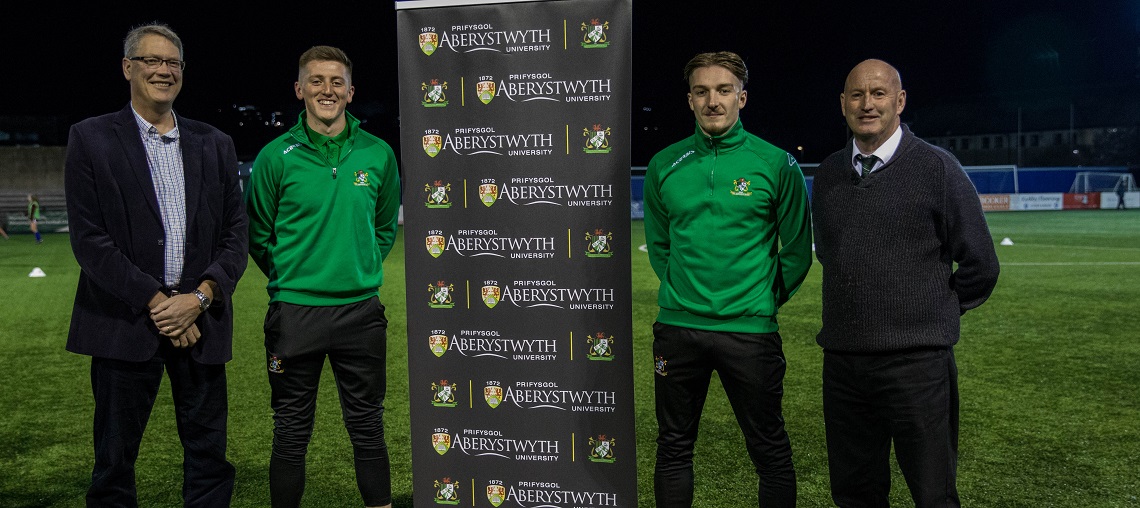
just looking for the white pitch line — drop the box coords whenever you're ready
[1000,243,1140,252]
[1002,261,1140,266]
[638,243,1138,266]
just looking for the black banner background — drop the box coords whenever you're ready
[396,0,635,506]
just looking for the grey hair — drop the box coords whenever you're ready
[123,23,183,59]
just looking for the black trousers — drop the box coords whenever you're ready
[263,296,390,507]
[87,342,233,507]
[823,347,959,508]
[652,322,796,508]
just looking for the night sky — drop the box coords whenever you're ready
[3,0,1137,165]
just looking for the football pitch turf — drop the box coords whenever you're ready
[1,209,1137,507]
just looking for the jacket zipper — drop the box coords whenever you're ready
[708,137,718,195]
[337,144,355,181]
[290,130,355,180]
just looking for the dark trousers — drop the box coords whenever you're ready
[264,297,391,507]
[823,347,959,508]
[87,343,233,507]
[652,322,796,508]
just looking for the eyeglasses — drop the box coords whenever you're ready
[128,56,185,71]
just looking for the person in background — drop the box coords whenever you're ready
[1116,177,1128,209]
[27,194,41,243]
[63,22,247,506]
[643,50,812,508]
[246,45,401,508]
[811,58,1001,508]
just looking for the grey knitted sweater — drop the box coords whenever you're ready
[811,125,1000,352]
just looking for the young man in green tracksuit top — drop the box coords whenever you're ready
[643,51,813,508]
[246,45,400,508]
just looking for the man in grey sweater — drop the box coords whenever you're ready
[811,59,1000,508]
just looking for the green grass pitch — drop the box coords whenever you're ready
[1,209,1137,507]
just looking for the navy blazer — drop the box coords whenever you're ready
[64,105,248,364]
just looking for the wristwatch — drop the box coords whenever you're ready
[193,289,212,312]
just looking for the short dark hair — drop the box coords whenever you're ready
[683,51,748,88]
[299,45,353,79]
[123,23,183,60]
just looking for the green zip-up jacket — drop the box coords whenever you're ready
[246,112,401,306]
[644,120,813,333]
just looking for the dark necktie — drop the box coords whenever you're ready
[857,154,878,178]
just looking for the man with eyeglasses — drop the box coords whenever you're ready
[643,51,812,508]
[63,22,247,506]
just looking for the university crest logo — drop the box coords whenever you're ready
[586,332,614,361]
[477,79,496,104]
[429,280,455,308]
[419,30,439,56]
[731,177,752,196]
[422,79,448,107]
[484,384,503,409]
[482,284,501,308]
[585,228,613,258]
[426,234,446,258]
[432,380,458,407]
[434,477,460,504]
[432,432,452,455]
[425,180,452,208]
[580,19,610,48]
[429,334,449,357]
[486,483,506,507]
[583,124,612,153]
[353,170,369,186]
[268,355,284,374]
[479,183,499,207]
[423,131,443,157]
[588,434,616,463]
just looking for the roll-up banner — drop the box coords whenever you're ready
[395,0,636,506]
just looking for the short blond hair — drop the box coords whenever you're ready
[683,51,748,88]
[299,45,353,79]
